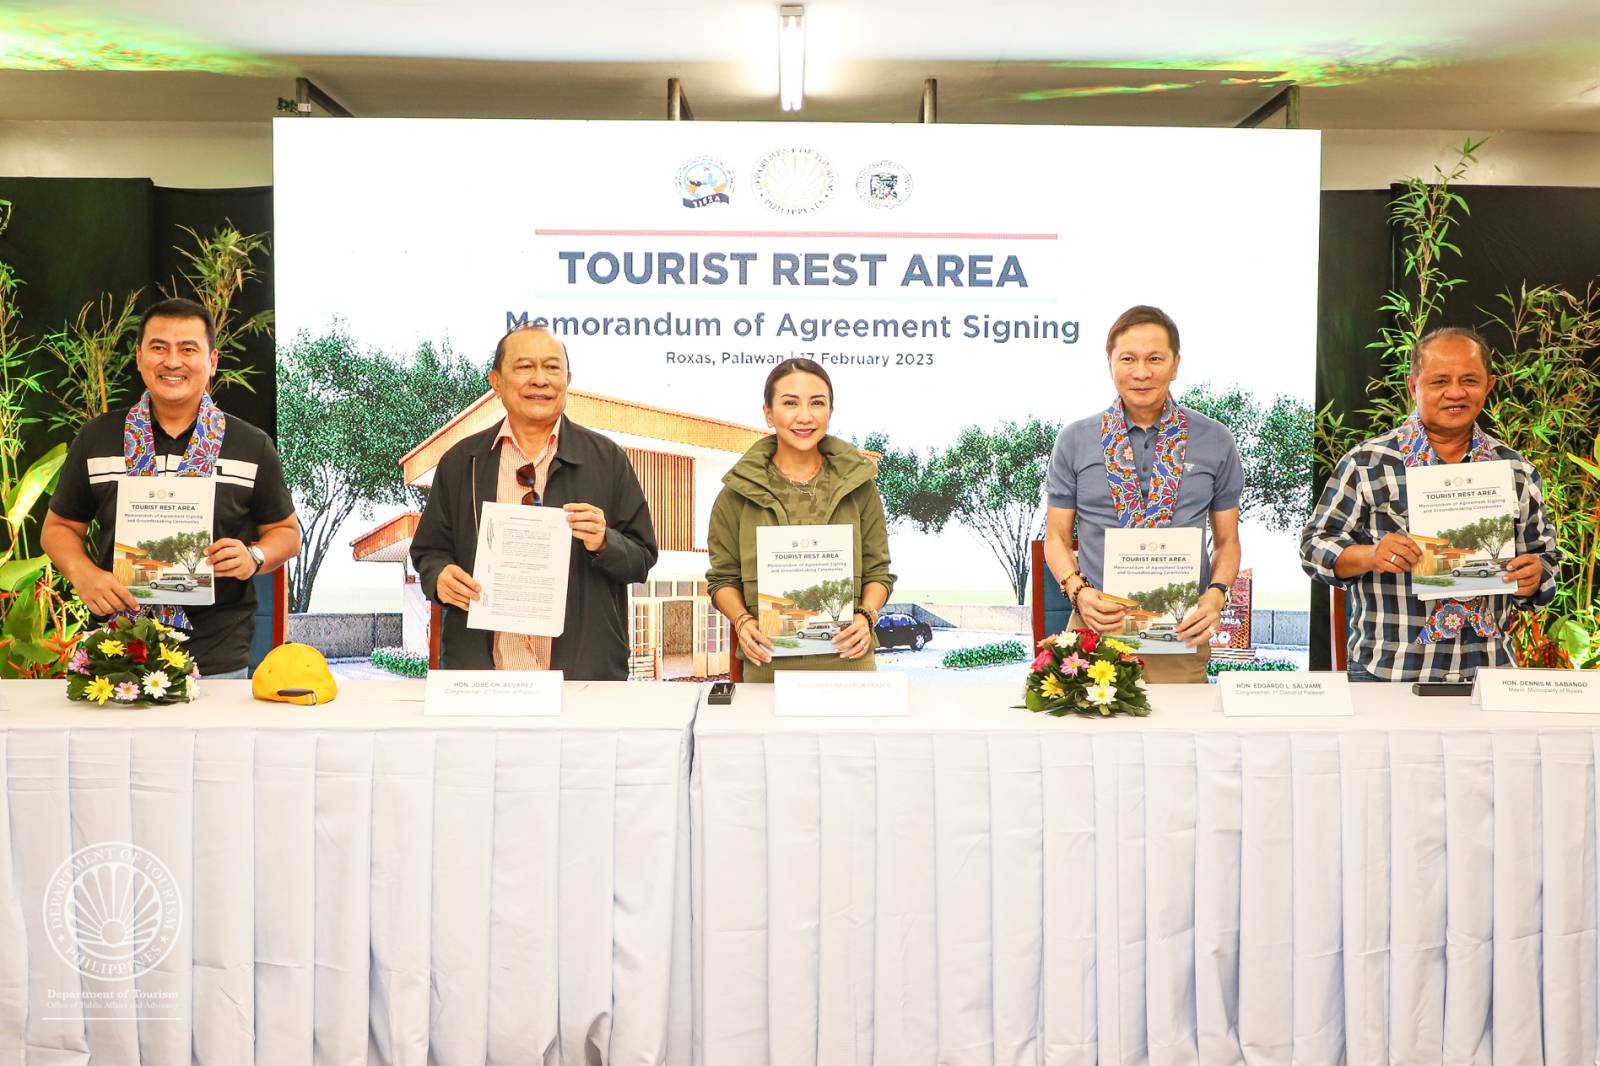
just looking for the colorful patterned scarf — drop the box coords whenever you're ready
[125,389,225,477]
[1100,398,1188,527]
[1397,409,1501,644]
[120,391,225,628]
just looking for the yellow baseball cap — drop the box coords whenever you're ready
[252,643,338,706]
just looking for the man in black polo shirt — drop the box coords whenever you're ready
[42,298,301,678]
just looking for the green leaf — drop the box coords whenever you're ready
[0,555,49,592]
[3,443,67,527]
[2,587,42,641]
[1552,619,1592,660]
[1568,453,1600,481]
[5,640,57,668]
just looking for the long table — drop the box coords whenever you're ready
[692,682,1600,1066]
[6,677,1600,1065]
[0,679,697,1066]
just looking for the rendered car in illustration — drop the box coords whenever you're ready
[874,612,933,650]
[1138,622,1180,641]
[1451,558,1504,578]
[148,574,198,592]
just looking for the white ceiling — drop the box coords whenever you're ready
[3,0,1600,131]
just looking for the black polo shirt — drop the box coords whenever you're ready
[49,405,296,675]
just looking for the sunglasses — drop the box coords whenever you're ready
[516,463,542,507]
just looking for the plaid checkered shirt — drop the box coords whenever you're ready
[1300,423,1559,682]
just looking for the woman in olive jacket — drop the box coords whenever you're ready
[706,358,895,682]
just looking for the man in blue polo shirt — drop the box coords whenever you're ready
[1042,304,1244,683]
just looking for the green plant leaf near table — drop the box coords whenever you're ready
[2,442,65,528]
[0,554,50,593]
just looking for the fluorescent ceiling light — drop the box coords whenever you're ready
[779,5,805,112]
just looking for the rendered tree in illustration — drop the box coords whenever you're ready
[139,530,211,575]
[1439,513,1516,560]
[864,417,1058,605]
[789,577,855,623]
[1130,580,1199,627]
[277,326,487,613]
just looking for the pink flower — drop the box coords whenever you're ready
[1060,653,1089,677]
[1031,649,1056,672]
[68,648,90,675]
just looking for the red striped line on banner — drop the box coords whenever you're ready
[534,228,1058,240]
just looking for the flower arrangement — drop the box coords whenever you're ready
[66,615,199,706]
[1021,629,1151,717]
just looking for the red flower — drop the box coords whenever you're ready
[128,640,148,663]
[1075,630,1099,654]
[1031,649,1056,672]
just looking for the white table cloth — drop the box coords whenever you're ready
[0,678,697,1066]
[691,681,1600,1066]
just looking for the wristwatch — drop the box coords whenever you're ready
[247,544,266,576]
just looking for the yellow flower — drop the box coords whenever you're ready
[85,676,115,705]
[1087,659,1118,686]
[158,644,189,671]
[98,638,126,657]
[1039,673,1066,699]
[1105,638,1133,655]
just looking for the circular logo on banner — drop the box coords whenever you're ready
[45,843,182,980]
[676,157,733,208]
[855,160,913,208]
[753,147,837,215]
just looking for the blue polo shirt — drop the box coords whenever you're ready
[1046,405,1244,589]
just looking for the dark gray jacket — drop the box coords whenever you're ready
[410,416,658,678]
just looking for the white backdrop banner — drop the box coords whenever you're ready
[274,118,1319,622]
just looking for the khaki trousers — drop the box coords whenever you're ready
[1067,611,1210,684]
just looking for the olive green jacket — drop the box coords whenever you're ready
[706,435,896,670]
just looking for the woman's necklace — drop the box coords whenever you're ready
[772,457,822,498]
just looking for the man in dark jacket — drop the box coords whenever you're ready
[410,325,657,678]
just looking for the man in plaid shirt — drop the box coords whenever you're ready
[1301,327,1558,682]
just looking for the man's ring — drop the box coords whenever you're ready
[1390,552,1398,564]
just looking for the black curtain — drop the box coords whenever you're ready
[1307,189,1392,668]
[1441,185,1600,330]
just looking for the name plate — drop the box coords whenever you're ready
[1219,673,1354,717]
[774,671,909,717]
[424,670,563,716]
[1476,668,1600,714]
